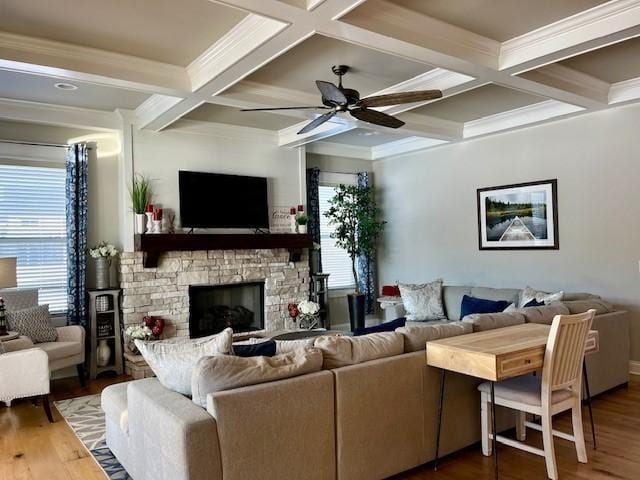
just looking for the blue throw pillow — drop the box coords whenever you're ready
[353,317,407,336]
[524,298,545,307]
[460,295,509,319]
[233,340,276,357]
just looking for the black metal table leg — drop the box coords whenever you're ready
[434,369,446,471]
[491,381,499,480]
[583,361,596,449]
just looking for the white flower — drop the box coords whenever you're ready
[298,300,320,316]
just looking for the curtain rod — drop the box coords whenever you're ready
[0,139,93,150]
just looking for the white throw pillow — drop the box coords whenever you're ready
[191,348,323,407]
[275,338,315,354]
[135,328,233,396]
[313,332,404,369]
[519,286,564,308]
[399,280,446,321]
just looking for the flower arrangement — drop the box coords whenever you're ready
[297,300,320,329]
[88,242,118,260]
[124,316,165,354]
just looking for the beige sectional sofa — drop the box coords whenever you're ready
[102,286,629,480]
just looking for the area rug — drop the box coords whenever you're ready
[54,394,132,480]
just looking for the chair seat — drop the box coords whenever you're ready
[478,375,573,406]
[37,341,83,361]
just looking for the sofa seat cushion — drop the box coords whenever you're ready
[101,382,130,435]
[37,340,83,360]
[462,311,526,332]
[397,321,472,352]
[314,332,404,369]
[191,348,323,407]
[478,376,572,406]
[563,299,614,315]
[513,303,570,324]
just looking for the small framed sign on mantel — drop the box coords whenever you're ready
[269,206,295,233]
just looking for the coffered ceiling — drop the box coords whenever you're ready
[1,0,640,160]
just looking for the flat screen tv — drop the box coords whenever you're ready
[179,171,269,229]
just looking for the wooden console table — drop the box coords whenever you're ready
[426,323,599,479]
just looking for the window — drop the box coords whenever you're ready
[319,184,356,289]
[0,164,68,313]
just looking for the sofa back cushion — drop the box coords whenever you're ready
[562,299,614,315]
[314,332,404,369]
[191,348,323,407]
[442,286,472,321]
[396,321,472,352]
[135,328,233,396]
[462,311,526,332]
[511,303,570,324]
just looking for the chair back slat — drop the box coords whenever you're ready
[542,310,595,391]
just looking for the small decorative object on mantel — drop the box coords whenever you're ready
[145,203,154,234]
[152,207,163,233]
[124,316,165,354]
[477,179,558,250]
[289,207,298,233]
[162,209,176,234]
[0,297,7,336]
[130,174,152,234]
[296,205,308,234]
[269,206,294,233]
[88,242,119,290]
[297,300,320,329]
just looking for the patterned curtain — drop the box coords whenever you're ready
[306,167,322,271]
[357,172,376,314]
[66,144,88,326]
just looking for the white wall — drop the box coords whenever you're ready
[373,103,640,361]
[131,125,305,231]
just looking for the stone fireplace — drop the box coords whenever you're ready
[119,248,309,338]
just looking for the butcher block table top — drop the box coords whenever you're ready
[426,323,599,382]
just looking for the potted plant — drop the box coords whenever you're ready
[130,174,152,234]
[324,184,385,330]
[296,212,309,234]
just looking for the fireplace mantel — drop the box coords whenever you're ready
[134,233,313,268]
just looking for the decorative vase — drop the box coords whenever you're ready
[97,339,111,367]
[96,295,110,312]
[152,219,162,233]
[298,224,307,234]
[135,213,146,234]
[347,293,366,331]
[145,212,154,233]
[95,257,110,290]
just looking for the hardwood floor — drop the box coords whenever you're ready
[1,375,639,480]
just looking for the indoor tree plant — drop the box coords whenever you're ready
[324,184,385,330]
[130,174,152,234]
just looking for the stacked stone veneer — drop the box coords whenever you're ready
[119,249,309,336]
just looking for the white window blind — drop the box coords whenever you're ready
[319,184,356,289]
[0,164,68,313]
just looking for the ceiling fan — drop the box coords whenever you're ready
[240,65,442,134]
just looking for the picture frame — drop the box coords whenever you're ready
[477,179,558,250]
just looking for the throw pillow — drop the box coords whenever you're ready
[7,304,57,343]
[191,348,323,407]
[524,298,545,308]
[460,295,509,319]
[353,317,406,336]
[399,280,446,321]
[233,340,276,357]
[519,286,564,308]
[313,331,404,369]
[135,328,233,396]
[275,338,316,354]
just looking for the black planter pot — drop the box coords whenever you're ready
[347,293,366,331]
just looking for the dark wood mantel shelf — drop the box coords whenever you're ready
[134,233,313,268]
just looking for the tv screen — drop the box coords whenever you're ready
[179,171,269,229]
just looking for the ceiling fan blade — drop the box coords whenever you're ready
[240,106,330,112]
[316,80,347,105]
[358,90,442,108]
[297,111,337,134]
[349,107,405,129]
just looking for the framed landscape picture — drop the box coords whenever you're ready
[477,179,558,250]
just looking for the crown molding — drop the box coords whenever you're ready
[464,100,584,138]
[164,118,278,143]
[187,14,288,92]
[135,94,185,128]
[371,136,447,160]
[305,140,372,160]
[0,31,189,94]
[0,97,120,131]
[609,76,640,103]
[500,0,640,71]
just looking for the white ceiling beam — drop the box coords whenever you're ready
[278,116,355,147]
[371,137,448,160]
[306,140,372,160]
[0,97,120,131]
[609,76,640,103]
[0,31,189,96]
[500,0,640,73]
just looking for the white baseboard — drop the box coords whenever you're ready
[630,361,640,376]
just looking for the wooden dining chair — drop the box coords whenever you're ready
[478,309,596,480]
